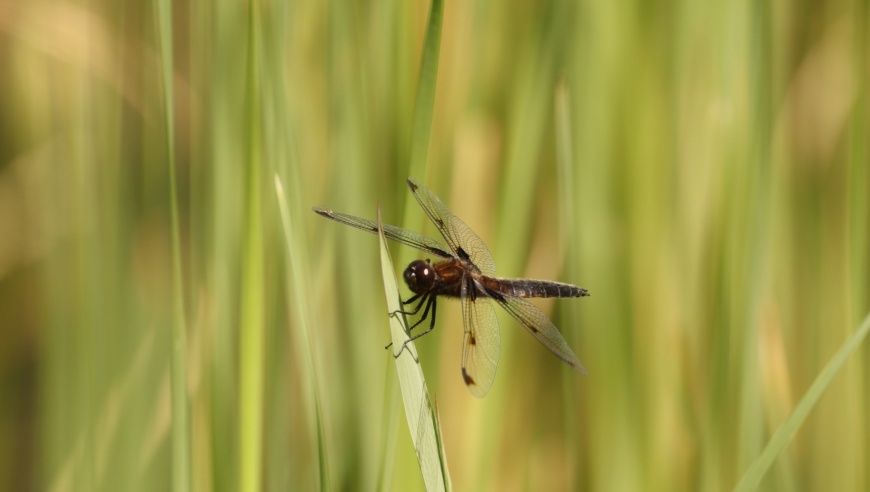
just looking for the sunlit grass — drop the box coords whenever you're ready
[0,0,866,491]
[736,311,870,491]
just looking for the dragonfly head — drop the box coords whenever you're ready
[403,259,435,294]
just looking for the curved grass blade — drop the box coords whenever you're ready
[154,0,190,490]
[734,311,870,491]
[377,208,451,492]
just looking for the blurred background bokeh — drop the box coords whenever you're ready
[0,0,868,490]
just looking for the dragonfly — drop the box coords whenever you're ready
[313,177,589,397]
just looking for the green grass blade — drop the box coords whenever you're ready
[377,209,450,492]
[274,176,329,489]
[406,0,443,180]
[554,83,582,485]
[154,0,190,490]
[734,311,870,491]
[399,0,444,273]
[240,1,264,490]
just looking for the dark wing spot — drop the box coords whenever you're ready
[435,218,445,227]
[456,247,471,262]
[528,325,538,333]
[407,179,418,191]
[462,368,476,386]
[469,334,476,345]
[487,288,506,303]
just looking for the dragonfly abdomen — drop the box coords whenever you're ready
[482,277,589,299]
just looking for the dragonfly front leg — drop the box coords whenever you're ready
[393,296,438,359]
[388,292,428,319]
[386,293,430,350]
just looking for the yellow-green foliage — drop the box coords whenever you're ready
[0,0,867,491]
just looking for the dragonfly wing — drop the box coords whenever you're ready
[497,296,587,374]
[460,278,501,397]
[407,178,496,276]
[313,207,453,259]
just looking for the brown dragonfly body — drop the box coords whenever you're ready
[314,177,590,397]
[409,257,586,300]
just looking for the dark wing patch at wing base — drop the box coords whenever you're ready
[406,178,497,276]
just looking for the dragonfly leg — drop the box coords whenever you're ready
[393,297,437,359]
[386,293,430,349]
[388,293,427,318]
[405,295,435,333]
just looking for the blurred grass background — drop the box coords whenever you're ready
[0,0,868,490]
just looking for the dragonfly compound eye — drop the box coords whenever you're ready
[404,259,434,293]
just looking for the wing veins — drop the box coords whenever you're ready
[406,178,496,275]
[313,207,452,259]
[495,295,587,374]
[460,277,500,397]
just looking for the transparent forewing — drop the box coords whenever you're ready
[313,207,453,259]
[406,177,496,276]
[497,296,587,374]
[460,278,501,397]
